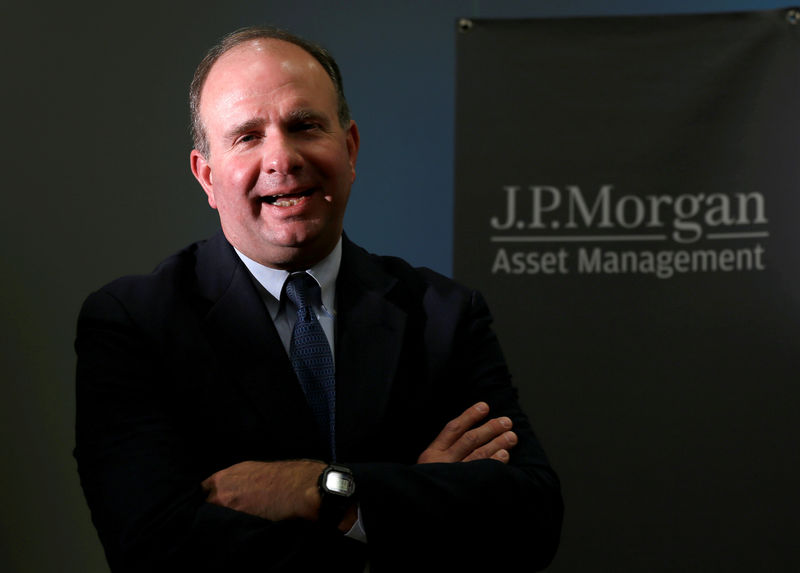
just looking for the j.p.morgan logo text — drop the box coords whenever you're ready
[489,185,769,279]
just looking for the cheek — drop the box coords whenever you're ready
[227,159,261,191]
[212,161,260,205]
[318,146,357,188]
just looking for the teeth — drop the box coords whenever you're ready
[274,198,301,207]
[263,188,315,206]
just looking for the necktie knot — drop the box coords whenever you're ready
[285,272,319,322]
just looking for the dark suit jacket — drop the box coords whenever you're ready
[74,232,562,572]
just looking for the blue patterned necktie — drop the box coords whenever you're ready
[285,272,336,460]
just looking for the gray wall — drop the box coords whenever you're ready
[1,1,787,571]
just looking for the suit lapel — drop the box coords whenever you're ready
[195,234,323,454]
[334,239,408,461]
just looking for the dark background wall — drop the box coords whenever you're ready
[1,1,788,571]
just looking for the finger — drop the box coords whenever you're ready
[451,415,513,461]
[426,402,491,451]
[448,415,513,460]
[463,430,518,462]
[490,449,510,463]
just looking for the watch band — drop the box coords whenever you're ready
[318,464,356,527]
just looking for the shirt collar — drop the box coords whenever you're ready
[233,237,342,318]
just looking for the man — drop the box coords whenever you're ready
[75,26,563,572]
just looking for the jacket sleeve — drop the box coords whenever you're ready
[74,288,366,572]
[348,287,563,572]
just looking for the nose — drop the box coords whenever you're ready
[262,131,303,175]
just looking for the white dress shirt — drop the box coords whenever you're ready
[234,239,341,357]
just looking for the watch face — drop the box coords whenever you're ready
[324,471,354,495]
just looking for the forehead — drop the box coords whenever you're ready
[200,39,337,126]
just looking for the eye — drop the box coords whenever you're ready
[235,133,261,145]
[293,121,319,132]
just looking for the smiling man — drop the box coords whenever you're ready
[74,26,563,572]
[190,36,359,270]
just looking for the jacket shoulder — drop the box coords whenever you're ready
[78,235,233,331]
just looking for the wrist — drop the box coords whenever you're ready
[296,460,326,521]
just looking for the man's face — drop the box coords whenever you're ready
[191,39,359,270]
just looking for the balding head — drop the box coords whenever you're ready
[189,26,351,157]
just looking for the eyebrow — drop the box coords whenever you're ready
[286,108,330,128]
[224,118,267,143]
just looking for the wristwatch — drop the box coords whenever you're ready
[317,464,356,527]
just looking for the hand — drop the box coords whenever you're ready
[416,402,518,464]
[201,459,324,522]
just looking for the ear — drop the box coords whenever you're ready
[345,120,360,183]
[190,149,217,209]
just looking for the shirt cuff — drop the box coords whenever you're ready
[344,505,368,543]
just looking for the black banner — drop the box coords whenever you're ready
[455,9,800,572]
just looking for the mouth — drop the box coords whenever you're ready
[261,188,316,207]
